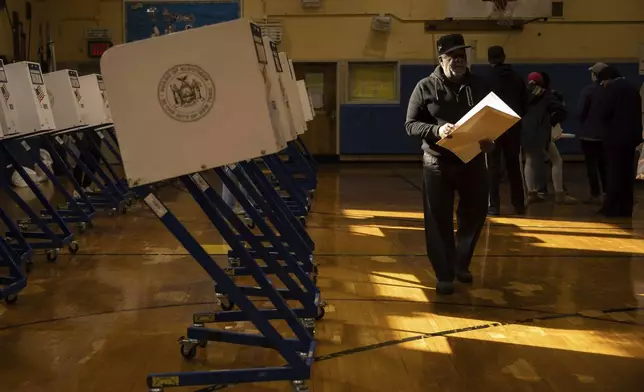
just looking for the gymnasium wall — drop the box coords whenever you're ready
[0,0,28,58]
[7,0,643,156]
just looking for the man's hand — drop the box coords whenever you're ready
[439,123,456,139]
[479,139,495,153]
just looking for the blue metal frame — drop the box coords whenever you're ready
[0,140,75,255]
[0,219,27,304]
[136,179,316,391]
[50,130,128,214]
[16,138,96,230]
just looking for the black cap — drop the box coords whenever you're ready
[488,46,505,65]
[437,34,470,55]
[597,66,621,82]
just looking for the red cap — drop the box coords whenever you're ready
[527,72,544,85]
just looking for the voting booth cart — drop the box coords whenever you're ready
[0,61,78,264]
[240,38,310,228]
[101,19,320,392]
[218,36,322,331]
[49,73,134,215]
[277,53,318,196]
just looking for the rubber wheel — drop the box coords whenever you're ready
[315,306,326,321]
[221,298,235,311]
[69,242,80,254]
[180,344,197,360]
[46,250,58,263]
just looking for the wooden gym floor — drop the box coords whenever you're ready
[0,163,643,391]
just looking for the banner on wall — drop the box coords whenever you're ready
[123,0,240,43]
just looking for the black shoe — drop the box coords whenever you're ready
[487,208,500,217]
[456,271,473,284]
[436,281,455,295]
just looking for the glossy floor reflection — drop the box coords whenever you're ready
[1,163,643,392]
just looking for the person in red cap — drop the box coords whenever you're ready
[405,33,493,295]
[521,72,567,204]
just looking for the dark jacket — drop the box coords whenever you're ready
[599,78,643,148]
[522,85,567,151]
[405,65,491,163]
[577,82,606,140]
[486,63,526,117]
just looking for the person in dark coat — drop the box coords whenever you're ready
[578,62,608,204]
[522,72,567,204]
[485,46,526,216]
[597,66,643,218]
[405,33,493,295]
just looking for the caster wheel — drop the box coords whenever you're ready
[77,223,87,234]
[68,241,80,254]
[198,340,208,348]
[4,294,18,305]
[220,296,235,311]
[292,381,309,392]
[46,249,60,263]
[180,343,198,360]
[315,305,326,321]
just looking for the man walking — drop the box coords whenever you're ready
[405,34,493,295]
[597,66,643,218]
[578,62,608,204]
[485,46,526,216]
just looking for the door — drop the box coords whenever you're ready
[293,62,337,156]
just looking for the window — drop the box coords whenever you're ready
[347,62,398,103]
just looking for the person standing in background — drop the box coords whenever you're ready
[405,34,493,295]
[522,72,567,204]
[485,46,526,216]
[577,63,608,204]
[597,66,643,218]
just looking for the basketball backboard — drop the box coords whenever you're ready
[446,0,552,21]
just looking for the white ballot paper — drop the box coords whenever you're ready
[436,92,520,163]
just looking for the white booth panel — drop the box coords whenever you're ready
[278,52,306,135]
[100,19,285,187]
[262,36,297,142]
[80,74,112,127]
[44,70,88,130]
[0,60,20,138]
[4,61,56,135]
[297,80,315,122]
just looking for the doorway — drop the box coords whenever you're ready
[292,62,338,157]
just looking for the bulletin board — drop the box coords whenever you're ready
[123,0,240,43]
[347,62,399,103]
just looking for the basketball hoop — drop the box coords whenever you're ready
[486,0,518,26]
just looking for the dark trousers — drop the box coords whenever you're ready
[422,154,488,282]
[602,145,637,217]
[486,126,524,212]
[580,139,607,197]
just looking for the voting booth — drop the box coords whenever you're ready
[297,80,315,123]
[0,60,20,138]
[4,62,56,135]
[101,19,287,187]
[262,36,298,141]
[279,52,307,135]
[44,70,88,130]
[79,74,112,127]
[101,18,320,392]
